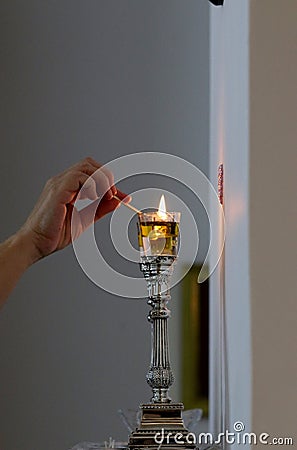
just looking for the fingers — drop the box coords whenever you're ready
[100,167,117,196]
[26,157,132,254]
[78,157,117,199]
[75,157,114,200]
[50,157,117,203]
[53,170,97,204]
[43,157,132,242]
[95,190,132,220]
[113,190,132,203]
[82,157,117,196]
[72,190,132,238]
[59,157,111,198]
[79,175,98,201]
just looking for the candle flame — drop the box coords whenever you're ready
[157,195,167,220]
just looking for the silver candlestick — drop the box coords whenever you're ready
[128,206,196,450]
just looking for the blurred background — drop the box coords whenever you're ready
[0,2,210,449]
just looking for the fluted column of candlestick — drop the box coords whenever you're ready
[146,280,174,403]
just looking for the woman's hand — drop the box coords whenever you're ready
[18,157,130,263]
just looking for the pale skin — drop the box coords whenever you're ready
[0,157,131,308]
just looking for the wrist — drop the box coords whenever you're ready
[0,230,41,306]
[12,229,42,267]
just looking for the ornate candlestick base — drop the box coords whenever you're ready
[128,403,195,449]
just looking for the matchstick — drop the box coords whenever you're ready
[113,194,142,215]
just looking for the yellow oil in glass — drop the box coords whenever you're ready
[138,221,179,256]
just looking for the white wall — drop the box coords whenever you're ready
[209,0,251,444]
[210,1,297,448]
[0,1,209,449]
[250,0,297,444]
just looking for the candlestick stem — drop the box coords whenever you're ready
[141,255,175,403]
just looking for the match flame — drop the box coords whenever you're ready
[157,194,167,220]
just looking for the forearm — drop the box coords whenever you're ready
[0,231,39,308]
